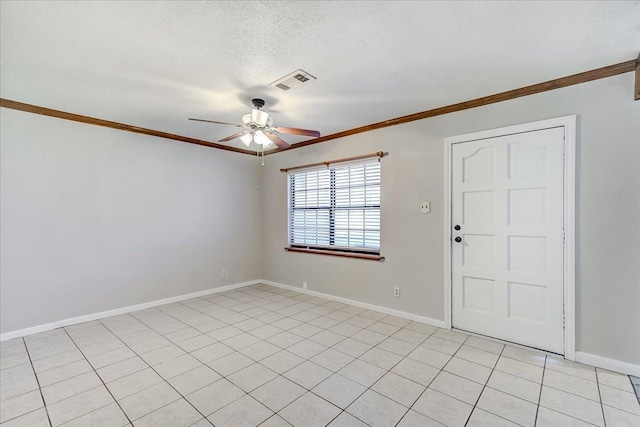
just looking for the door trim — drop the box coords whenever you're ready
[443,116,576,360]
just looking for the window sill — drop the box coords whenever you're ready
[284,247,385,261]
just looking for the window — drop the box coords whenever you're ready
[288,158,381,255]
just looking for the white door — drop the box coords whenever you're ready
[451,127,565,354]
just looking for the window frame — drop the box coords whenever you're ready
[286,157,382,259]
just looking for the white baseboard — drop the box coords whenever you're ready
[5,279,637,377]
[261,280,446,329]
[575,351,640,377]
[0,280,261,342]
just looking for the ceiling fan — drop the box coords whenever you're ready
[189,99,320,149]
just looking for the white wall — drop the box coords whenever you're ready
[261,73,640,365]
[0,109,261,333]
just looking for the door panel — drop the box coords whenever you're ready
[451,127,565,354]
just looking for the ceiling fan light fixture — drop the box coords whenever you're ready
[239,133,253,147]
[251,108,269,126]
[253,130,272,147]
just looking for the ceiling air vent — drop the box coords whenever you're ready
[270,69,316,91]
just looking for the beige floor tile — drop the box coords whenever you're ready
[338,359,386,387]
[62,402,129,427]
[391,358,440,386]
[118,381,181,421]
[376,337,417,356]
[455,345,500,368]
[96,356,147,382]
[167,365,221,396]
[346,389,408,427]
[36,359,93,388]
[539,385,604,426]
[421,336,462,355]
[429,371,484,405]
[406,346,451,369]
[87,346,136,369]
[603,404,640,427]
[47,386,114,426]
[432,329,469,344]
[223,333,262,351]
[154,353,202,380]
[250,376,306,412]
[444,357,492,385]
[351,329,387,346]
[501,345,546,367]
[371,372,425,407]
[310,348,354,372]
[392,329,431,345]
[1,364,39,401]
[206,351,253,376]
[464,336,505,355]
[327,322,361,337]
[208,394,272,427]
[412,388,473,427]
[227,363,278,392]
[476,387,537,427]
[396,410,445,426]
[0,408,50,427]
[267,331,304,349]
[327,411,368,426]
[535,407,596,427]
[311,373,367,409]
[331,338,372,358]
[279,392,341,427]
[134,398,202,427]
[176,334,216,352]
[546,357,597,382]
[367,322,401,336]
[359,347,402,370]
[494,356,543,383]
[31,349,85,373]
[597,368,634,392]
[41,370,103,405]
[139,344,188,366]
[283,361,332,389]
[543,368,600,401]
[106,368,164,400]
[7,285,634,427]
[286,339,327,359]
[259,350,305,374]
[239,341,281,361]
[0,352,30,371]
[308,330,345,347]
[466,408,520,426]
[486,370,541,403]
[0,390,43,423]
[185,378,245,416]
[599,384,640,415]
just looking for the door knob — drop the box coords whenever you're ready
[454,225,461,230]
[454,237,462,243]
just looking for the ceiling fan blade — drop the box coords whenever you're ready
[274,127,321,138]
[219,131,249,142]
[189,118,242,127]
[265,132,290,149]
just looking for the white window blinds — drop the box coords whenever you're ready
[288,158,381,254]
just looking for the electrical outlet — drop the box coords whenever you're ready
[394,287,400,297]
[221,269,227,277]
[303,281,308,290]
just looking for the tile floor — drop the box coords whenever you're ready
[1,284,639,427]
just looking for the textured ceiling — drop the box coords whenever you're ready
[1,1,638,152]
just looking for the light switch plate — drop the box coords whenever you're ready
[420,201,431,214]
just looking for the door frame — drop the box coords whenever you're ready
[443,116,576,360]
